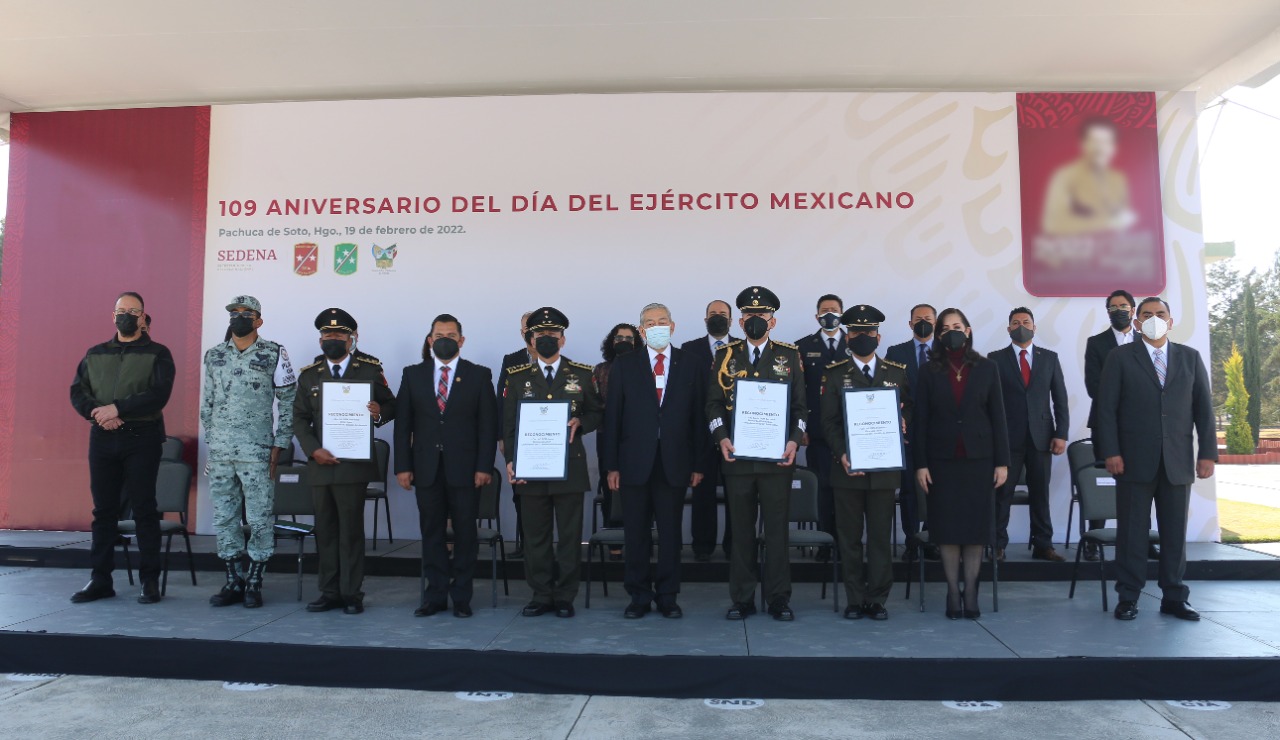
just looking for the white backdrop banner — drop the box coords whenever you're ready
[199,91,1215,542]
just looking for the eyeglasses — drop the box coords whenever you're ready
[113,308,144,317]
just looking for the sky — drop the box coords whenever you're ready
[1,88,1279,277]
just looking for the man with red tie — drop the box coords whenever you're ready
[988,307,1070,561]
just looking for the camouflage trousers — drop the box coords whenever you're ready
[209,460,275,561]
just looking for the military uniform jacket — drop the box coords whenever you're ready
[820,356,911,490]
[292,352,397,486]
[705,339,807,476]
[201,337,297,462]
[502,356,604,495]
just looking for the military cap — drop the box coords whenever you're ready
[841,304,886,329]
[225,295,262,314]
[737,286,780,312]
[315,307,357,333]
[527,306,569,331]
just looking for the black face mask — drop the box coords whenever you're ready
[939,330,968,352]
[848,333,879,358]
[614,339,636,355]
[912,319,933,339]
[115,313,140,336]
[535,335,560,360]
[321,339,349,360]
[1108,309,1131,332]
[1009,326,1034,344]
[706,314,730,337]
[229,316,256,338]
[431,337,459,361]
[818,312,842,331]
[743,315,769,341]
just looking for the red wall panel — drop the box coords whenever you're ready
[0,106,209,529]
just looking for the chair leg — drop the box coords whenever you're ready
[120,539,135,586]
[758,541,766,612]
[499,540,510,595]
[1064,494,1076,550]
[162,534,173,596]
[831,550,839,613]
[1069,539,1083,599]
[384,497,394,544]
[296,537,304,601]
[991,552,999,613]
[584,543,594,608]
[918,545,926,612]
[600,542,610,598]
[182,531,197,586]
[419,549,427,604]
[1099,545,1109,612]
[490,540,498,609]
[904,544,913,599]
[370,499,379,551]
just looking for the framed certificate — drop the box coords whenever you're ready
[730,378,790,463]
[842,386,905,473]
[514,399,571,481]
[321,380,374,461]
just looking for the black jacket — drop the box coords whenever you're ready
[70,333,175,430]
[293,354,397,486]
[1084,327,1130,429]
[796,330,846,445]
[394,358,497,488]
[912,358,1010,468]
[988,344,1069,451]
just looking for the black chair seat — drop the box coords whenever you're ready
[273,521,315,536]
[775,530,833,548]
[1009,492,1030,507]
[118,519,187,535]
[1080,527,1159,545]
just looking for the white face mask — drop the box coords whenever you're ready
[644,325,672,351]
[1139,315,1169,341]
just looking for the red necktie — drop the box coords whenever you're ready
[437,365,450,413]
[654,353,666,404]
[1019,349,1031,387]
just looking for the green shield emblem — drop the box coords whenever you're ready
[334,243,358,275]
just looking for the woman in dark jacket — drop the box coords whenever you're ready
[913,307,1010,619]
[594,323,640,558]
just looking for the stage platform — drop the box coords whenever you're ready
[2,531,1280,702]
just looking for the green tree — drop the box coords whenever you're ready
[1243,276,1262,446]
[1224,344,1254,454]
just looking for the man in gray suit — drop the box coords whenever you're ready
[1095,297,1216,622]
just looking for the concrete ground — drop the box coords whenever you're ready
[1,674,1276,739]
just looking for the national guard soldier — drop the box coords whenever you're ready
[707,286,807,621]
[293,308,396,615]
[202,296,297,608]
[820,304,910,621]
[502,307,604,618]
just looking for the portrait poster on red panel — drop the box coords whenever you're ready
[1017,92,1165,297]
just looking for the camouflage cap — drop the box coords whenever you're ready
[226,295,262,313]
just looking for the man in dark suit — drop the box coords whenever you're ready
[707,286,807,621]
[602,303,709,618]
[1096,297,1216,622]
[293,308,397,615]
[884,302,939,559]
[679,299,738,561]
[502,307,604,618]
[395,314,497,618]
[989,307,1069,561]
[1083,289,1152,561]
[498,310,535,557]
[796,293,845,560]
[820,305,911,620]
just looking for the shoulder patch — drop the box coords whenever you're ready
[772,341,799,351]
[826,359,849,370]
[299,360,325,373]
[506,363,532,375]
[567,360,595,372]
[883,359,907,369]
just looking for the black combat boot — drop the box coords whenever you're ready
[209,558,245,607]
[243,561,267,609]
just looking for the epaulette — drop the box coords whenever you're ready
[300,359,325,373]
[772,340,799,351]
[715,340,742,354]
[826,359,849,370]
[567,360,595,372]
[353,351,382,366]
[506,363,532,375]
[883,359,907,370]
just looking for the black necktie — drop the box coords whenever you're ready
[332,364,341,379]
[828,337,837,356]
[752,347,761,366]
[863,364,873,381]
[545,365,554,383]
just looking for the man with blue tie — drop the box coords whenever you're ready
[884,303,940,560]
[603,303,709,618]
[679,299,739,561]
[796,294,846,560]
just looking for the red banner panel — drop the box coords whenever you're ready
[1017,92,1166,297]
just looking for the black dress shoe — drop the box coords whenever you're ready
[306,596,343,613]
[863,602,889,621]
[768,600,795,621]
[1148,543,1161,559]
[624,602,651,619]
[963,608,981,620]
[726,602,757,620]
[453,603,473,618]
[1114,600,1139,620]
[522,601,552,617]
[70,580,115,604]
[843,605,864,620]
[137,580,161,604]
[1082,542,1100,562]
[414,602,447,617]
[658,603,683,619]
[554,601,575,618]
[343,600,364,615]
[1159,600,1200,621]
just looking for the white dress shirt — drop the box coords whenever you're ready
[1113,327,1134,346]
[1011,341,1035,369]
[327,353,353,377]
[648,344,669,404]
[538,357,562,380]
[434,358,457,395]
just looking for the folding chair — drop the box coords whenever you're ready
[758,468,839,613]
[160,436,184,462]
[271,464,315,600]
[418,468,509,608]
[1064,438,1096,549]
[1068,463,1159,610]
[119,460,197,595]
[365,438,393,549]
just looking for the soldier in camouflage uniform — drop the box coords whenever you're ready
[201,295,297,608]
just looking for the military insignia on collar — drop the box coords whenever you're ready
[522,381,534,398]
[565,375,582,393]
[883,381,897,387]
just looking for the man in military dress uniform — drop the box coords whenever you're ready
[293,308,396,614]
[820,305,910,620]
[502,307,604,618]
[202,296,297,608]
[707,287,807,621]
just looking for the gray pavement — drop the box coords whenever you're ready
[0,674,1276,739]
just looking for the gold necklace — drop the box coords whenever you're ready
[947,360,966,382]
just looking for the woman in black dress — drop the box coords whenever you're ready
[913,308,1010,619]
